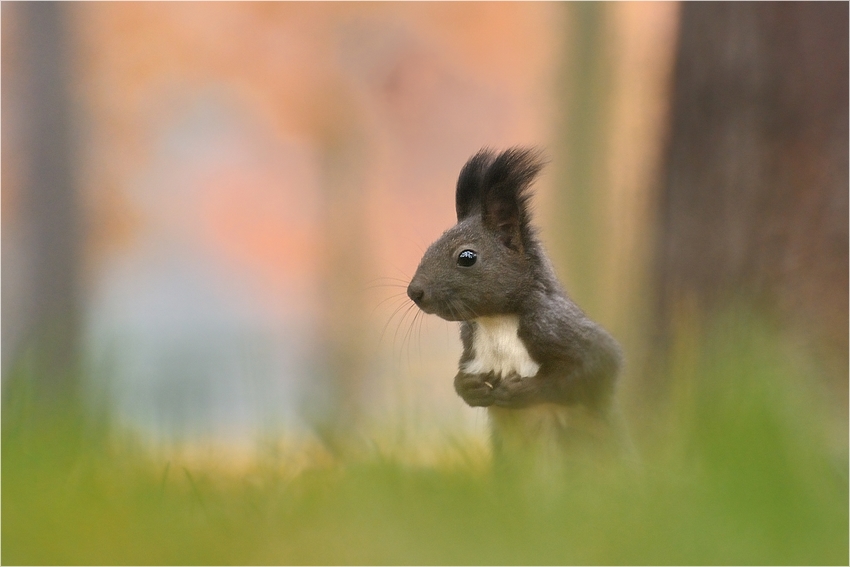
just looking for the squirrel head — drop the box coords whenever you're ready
[407,148,547,321]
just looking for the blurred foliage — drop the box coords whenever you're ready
[3,310,846,565]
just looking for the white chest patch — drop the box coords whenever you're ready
[462,315,540,378]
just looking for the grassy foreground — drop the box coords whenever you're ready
[3,315,847,565]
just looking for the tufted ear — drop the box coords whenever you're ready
[480,148,545,252]
[455,149,495,221]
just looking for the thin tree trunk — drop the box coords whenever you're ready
[2,2,82,408]
[551,3,612,317]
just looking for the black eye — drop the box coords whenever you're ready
[457,249,477,267]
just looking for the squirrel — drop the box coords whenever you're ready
[407,148,624,461]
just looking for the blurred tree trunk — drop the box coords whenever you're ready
[1,2,82,409]
[653,3,848,392]
[551,3,612,318]
[306,91,372,452]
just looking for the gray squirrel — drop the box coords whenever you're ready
[407,148,623,455]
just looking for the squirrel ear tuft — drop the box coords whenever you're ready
[480,147,546,252]
[456,149,495,221]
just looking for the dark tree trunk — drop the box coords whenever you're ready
[2,2,82,408]
[655,2,848,383]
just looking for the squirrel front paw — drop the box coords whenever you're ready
[491,372,539,408]
[454,371,496,407]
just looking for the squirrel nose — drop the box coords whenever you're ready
[407,283,425,304]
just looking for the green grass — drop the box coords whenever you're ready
[3,313,847,565]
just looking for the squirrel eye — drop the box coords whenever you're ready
[457,249,477,267]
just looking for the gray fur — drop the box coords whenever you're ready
[408,148,622,414]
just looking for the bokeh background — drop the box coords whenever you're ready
[4,1,686,451]
[2,2,848,564]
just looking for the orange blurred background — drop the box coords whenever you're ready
[3,2,680,452]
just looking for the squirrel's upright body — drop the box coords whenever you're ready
[408,148,623,459]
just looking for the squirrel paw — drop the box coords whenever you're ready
[454,371,496,407]
[491,372,539,408]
